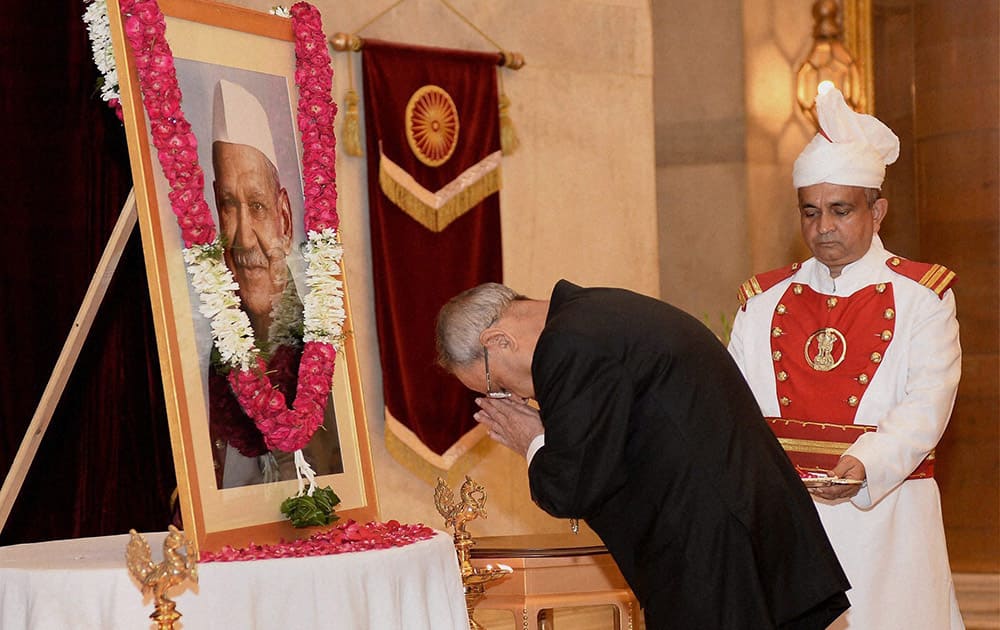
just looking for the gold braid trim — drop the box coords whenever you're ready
[738,276,764,307]
[919,264,956,296]
[778,437,856,455]
[379,149,502,232]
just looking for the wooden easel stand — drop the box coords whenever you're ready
[0,190,138,534]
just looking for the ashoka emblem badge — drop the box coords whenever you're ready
[804,327,847,372]
[406,85,459,167]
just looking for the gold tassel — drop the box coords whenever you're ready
[342,87,363,157]
[498,91,520,155]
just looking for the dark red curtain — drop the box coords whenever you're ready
[361,40,503,458]
[0,1,176,545]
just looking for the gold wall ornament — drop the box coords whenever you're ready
[434,476,512,630]
[842,0,874,113]
[126,525,198,630]
[406,85,460,167]
[795,0,864,131]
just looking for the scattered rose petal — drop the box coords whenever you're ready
[199,520,436,563]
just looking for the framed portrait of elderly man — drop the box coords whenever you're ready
[107,0,378,553]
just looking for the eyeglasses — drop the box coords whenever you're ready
[483,347,512,399]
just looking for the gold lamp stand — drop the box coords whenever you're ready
[125,525,198,630]
[434,476,512,630]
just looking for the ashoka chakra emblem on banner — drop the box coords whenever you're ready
[405,85,459,167]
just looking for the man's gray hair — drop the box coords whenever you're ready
[436,283,525,370]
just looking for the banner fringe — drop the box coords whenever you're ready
[379,163,501,232]
[384,412,489,487]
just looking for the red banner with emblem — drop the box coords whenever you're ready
[359,40,503,480]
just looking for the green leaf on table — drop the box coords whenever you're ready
[280,486,342,528]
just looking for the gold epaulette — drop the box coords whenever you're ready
[737,262,802,309]
[885,256,957,299]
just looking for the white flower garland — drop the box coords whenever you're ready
[302,229,347,345]
[182,241,257,371]
[82,0,120,105]
[181,231,346,375]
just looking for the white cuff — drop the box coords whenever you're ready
[526,433,545,465]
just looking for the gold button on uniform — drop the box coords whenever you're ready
[827,297,838,308]
[772,350,783,361]
[875,283,886,293]
[870,352,882,364]
[848,396,859,407]
[891,257,901,266]
[858,373,869,385]
[776,304,787,315]
[780,396,791,407]
[793,284,804,295]
[777,371,788,381]
[881,330,893,341]
[772,327,783,338]
[884,308,895,320]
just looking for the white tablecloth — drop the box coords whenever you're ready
[0,530,469,629]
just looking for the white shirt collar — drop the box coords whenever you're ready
[804,234,888,295]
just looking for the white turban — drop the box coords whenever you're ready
[212,79,278,168]
[793,83,900,189]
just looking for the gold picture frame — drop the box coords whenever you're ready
[107,0,378,555]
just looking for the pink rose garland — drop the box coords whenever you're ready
[120,0,340,452]
[290,2,340,235]
[121,0,215,247]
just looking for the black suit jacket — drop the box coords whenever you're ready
[528,280,849,629]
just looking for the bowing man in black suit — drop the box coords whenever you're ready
[436,280,850,630]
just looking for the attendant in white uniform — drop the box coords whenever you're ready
[728,82,965,629]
